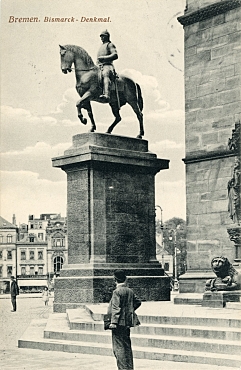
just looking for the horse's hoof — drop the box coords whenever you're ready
[105,131,111,134]
[82,118,87,125]
[136,135,142,139]
[89,129,95,133]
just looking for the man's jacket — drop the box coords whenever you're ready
[11,280,19,297]
[108,283,141,327]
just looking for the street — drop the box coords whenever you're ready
[0,295,238,370]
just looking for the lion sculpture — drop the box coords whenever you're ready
[205,256,241,291]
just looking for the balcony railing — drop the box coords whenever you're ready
[17,274,48,279]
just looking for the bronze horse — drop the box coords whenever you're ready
[59,45,144,138]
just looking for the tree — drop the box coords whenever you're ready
[156,217,187,276]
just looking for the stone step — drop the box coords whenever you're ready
[79,305,241,328]
[18,319,241,368]
[173,293,203,305]
[67,319,241,341]
[45,328,241,355]
[67,308,241,341]
[45,312,241,355]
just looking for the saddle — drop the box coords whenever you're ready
[97,68,124,94]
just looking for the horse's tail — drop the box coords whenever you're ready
[136,83,143,112]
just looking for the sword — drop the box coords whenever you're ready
[113,71,120,110]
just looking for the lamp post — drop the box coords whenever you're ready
[169,226,180,291]
[155,206,164,266]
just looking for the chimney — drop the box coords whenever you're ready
[12,214,16,225]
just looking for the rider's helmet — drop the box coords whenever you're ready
[100,30,110,38]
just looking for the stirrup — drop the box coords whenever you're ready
[99,94,110,103]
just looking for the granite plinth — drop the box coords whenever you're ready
[52,133,170,311]
[53,271,170,312]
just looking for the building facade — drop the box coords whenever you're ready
[178,0,241,292]
[17,214,67,292]
[0,216,18,293]
[0,213,67,293]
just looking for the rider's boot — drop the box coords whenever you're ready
[100,77,110,103]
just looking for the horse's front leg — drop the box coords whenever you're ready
[83,101,96,132]
[77,105,87,125]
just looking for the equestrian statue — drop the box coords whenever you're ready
[59,30,144,138]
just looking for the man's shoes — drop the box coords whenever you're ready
[11,310,16,312]
[99,94,110,103]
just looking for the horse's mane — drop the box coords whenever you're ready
[64,44,95,68]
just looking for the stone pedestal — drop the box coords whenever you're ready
[52,133,170,312]
[202,290,241,308]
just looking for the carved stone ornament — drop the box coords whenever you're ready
[178,0,241,26]
[227,226,241,246]
[227,157,240,225]
[205,256,240,291]
[228,120,240,153]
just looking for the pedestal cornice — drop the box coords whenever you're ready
[52,133,169,174]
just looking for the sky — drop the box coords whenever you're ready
[0,0,186,225]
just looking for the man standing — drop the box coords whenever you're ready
[10,276,19,312]
[97,30,118,102]
[107,269,141,370]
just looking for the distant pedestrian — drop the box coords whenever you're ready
[42,286,51,306]
[10,276,19,312]
[107,269,141,370]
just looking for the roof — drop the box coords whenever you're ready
[0,216,17,229]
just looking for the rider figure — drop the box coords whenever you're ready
[97,30,118,103]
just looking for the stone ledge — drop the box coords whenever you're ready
[178,0,241,26]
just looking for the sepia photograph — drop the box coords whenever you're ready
[0,0,240,369]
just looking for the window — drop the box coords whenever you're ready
[54,238,64,247]
[39,222,42,229]
[0,235,3,243]
[38,233,43,240]
[21,251,26,260]
[38,266,43,275]
[164,263,170,271]
[0,251,2,259]
[30,266,34,275]
[21,266,26,275]
[0,266,2,277]
[54,256,63,272]
[7,251,12,260]
[38,251,43,260]
[7,266,12,277]
[29,251,35,260]
[29,237,34,242]
[30,224,34,229]
[7,235,12,243]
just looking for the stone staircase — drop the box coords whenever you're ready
[18,301,241,368]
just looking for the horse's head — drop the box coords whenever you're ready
[59,45,73,74]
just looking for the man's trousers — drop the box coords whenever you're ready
[11,296,17,311]
[112,326,134,370]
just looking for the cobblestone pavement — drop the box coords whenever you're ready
[0,296,238,370]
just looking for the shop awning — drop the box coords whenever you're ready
[18,279,47,287]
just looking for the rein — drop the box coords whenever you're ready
[71,67,96,72]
